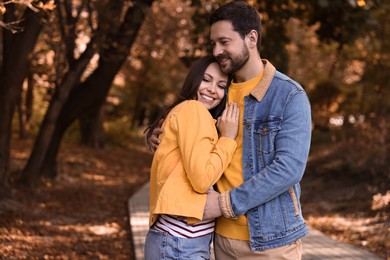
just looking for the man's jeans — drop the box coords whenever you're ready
[144,227,213,260]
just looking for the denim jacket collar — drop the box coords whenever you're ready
[250,60,276,102]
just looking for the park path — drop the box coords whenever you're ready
[128,182,384,260]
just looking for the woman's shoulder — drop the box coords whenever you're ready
[168,100,216,133]
[168,100,213,127]
[173,100,208,114]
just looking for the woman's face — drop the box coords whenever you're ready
[196,62,228,110]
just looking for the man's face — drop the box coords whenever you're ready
[210,20,250,75]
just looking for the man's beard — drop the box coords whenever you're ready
[217,45,250,74]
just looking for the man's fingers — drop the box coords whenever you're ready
[157,118,164,128]
[153,135,160,144]
[149,136,160,152]
[153,128,163,136]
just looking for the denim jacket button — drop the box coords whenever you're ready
[263,127,267,133]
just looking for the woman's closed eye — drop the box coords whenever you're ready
[218,83,227,89]
[202,77,211,83]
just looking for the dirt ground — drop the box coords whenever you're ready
[0,137,152,259]
[301,143,389,259]
[0,136,388,259]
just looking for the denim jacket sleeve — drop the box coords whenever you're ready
[228,90,312,216]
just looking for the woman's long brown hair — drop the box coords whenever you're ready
[145,55,230,140]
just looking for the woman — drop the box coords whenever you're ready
[144,55,239,259]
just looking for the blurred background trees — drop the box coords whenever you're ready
[0,0,388,189]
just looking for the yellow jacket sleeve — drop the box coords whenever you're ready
[170,100,237,193]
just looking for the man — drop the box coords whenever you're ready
[147,1,311,259]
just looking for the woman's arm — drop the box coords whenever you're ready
[173,101,239,193]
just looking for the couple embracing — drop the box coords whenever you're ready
[145,1,311,259]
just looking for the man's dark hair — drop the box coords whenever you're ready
[209,1,262,50]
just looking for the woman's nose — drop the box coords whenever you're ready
[207,84,216,93]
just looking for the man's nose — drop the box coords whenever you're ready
[213,44,223,57]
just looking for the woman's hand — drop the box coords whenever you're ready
[217,102,239,139]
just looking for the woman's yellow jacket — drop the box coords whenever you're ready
[149,100,237,225]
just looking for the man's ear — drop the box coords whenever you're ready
[246,30,258,49]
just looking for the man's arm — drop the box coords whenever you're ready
[216,92,312,218]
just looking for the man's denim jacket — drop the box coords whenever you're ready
[222,60,312,251]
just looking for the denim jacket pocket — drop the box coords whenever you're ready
[254,118,281,154]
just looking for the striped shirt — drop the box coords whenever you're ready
[154,214,215,238]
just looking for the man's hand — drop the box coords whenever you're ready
[147,119,163,152]
[203,188,222,220]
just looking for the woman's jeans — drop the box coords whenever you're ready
[144,227,213,260]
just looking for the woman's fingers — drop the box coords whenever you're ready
[218,103,240,139]
[233,103,239,119]
[226,102,237,119]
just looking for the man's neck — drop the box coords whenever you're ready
[234,54,264,83]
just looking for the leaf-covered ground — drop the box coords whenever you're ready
[0,136,388,259]
[301,143,389,259]
[0,137,152,259]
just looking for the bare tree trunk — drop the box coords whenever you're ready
[80,105,106,148]
[17,75,33,139]
[2,3,15,66]
[38,0,155,178]
[25,74,34,128]
[0,8,43,186]
[17,86,26,139]
[21,41,98,185]
[131,83,147,129]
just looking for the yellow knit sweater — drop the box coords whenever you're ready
[215,71,263,240]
